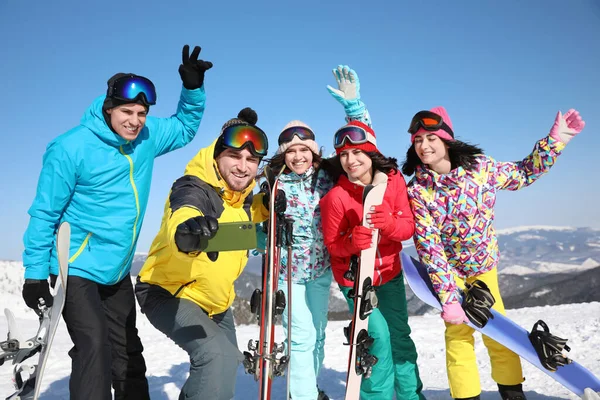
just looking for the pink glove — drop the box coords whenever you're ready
[349,225,373,251]
[441,303,469,325]
[367,204,397,236]
[549,109,585,144]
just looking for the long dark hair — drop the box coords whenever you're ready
[401,138,484,176]
[325,151,399,182]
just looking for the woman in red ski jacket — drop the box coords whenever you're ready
[320,120,425,400]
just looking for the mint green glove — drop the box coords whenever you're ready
[326,65,371,125]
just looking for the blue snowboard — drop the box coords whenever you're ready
[401,252,600,397]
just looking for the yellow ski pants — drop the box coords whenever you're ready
[445,267,525,399]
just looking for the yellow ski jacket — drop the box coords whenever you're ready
[138,140,268,316]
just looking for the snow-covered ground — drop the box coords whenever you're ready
[2,300,599,399]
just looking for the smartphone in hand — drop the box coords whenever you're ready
[200,221,258,252]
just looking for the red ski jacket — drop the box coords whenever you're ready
[320,170,415,288]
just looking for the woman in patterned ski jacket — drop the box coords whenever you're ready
[402,106,586,400]
[319,120,426,400]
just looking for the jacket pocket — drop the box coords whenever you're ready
[68,232,92,264]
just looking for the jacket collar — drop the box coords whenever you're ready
[80,95,134,147]
[415,164,467,188]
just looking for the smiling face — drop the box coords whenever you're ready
[216,147,260,191]
[284,144,314,175]
[413,133,451,173]
[339,148,373,185]
[106,104,148,141]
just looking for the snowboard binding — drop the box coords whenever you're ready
[1,306,51,400]
[462,279,495,328]
[528,319,572,372]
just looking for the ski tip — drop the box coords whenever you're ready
[58,221,71,235]
[57,222,71,274]
[4,308,21,341]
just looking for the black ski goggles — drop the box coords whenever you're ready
[408,110,454,137]
[221,124,269,157]
[278,126,315,146]
[107,75,157,106]
[333,125,376,149]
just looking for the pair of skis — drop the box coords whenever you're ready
[243,166,294,400]
[1,222,70,400]
[343,182,387,400]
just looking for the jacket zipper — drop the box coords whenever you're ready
[68,232,92,264]
[117,144,141,282]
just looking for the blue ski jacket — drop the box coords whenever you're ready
[23,86,206,285]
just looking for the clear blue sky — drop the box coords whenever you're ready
[1,0,599,260]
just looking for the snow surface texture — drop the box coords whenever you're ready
[1,293,598,399]
[2,225,599,398]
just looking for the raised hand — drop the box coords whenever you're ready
[549,109,585,144]
[178,45,213,90]
[327,65,360,102]
[326,64,367,119]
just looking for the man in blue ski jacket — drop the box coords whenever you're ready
[21,44,212,400]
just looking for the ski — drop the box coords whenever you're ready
[2,222,70,400]
[243,165,289,400]
[343,182,387,400]
[284,217,294,400]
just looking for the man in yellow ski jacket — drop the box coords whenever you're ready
[136,107,276,400]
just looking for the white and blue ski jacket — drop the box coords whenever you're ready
[278,167,333,283]
[23,86,206,285]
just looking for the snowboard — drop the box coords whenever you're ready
[400,252,600,398]
[344,181,387,400]
[3,221,70,400]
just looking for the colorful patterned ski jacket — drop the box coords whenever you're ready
[320,170,415,288]
[23,87,206,285]
[137,140,268,316]
[407,135,566,305]
[277,167,334,284]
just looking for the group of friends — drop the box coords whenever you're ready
[21,44,586,400]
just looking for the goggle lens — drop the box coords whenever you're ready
[333,126,369,149]
[278,126,315,146]
[109,75,157,105]
[221,125,268,157]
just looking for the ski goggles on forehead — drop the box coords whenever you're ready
[278,126,315,146]
[333,125,377,149]
[221,124,269,157]
[107,75,157,106]
[408,110,454,137]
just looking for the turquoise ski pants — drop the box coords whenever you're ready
[281,269,332,400]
